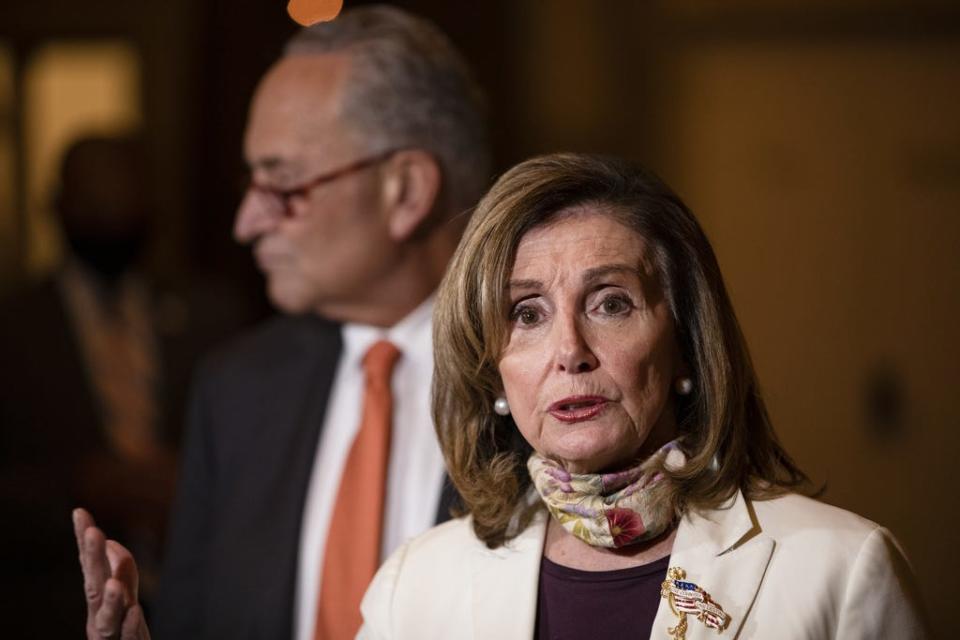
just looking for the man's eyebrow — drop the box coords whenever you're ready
[582,263,644,284]
[248,156,288,172]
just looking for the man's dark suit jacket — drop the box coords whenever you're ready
[153,314,458,639]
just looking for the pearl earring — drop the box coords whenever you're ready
[709,454,720,472]
[493,396,511,416]
[675,377,693,395]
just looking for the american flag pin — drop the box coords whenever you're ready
[660,567,731,640]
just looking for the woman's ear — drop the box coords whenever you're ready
[381,149,442,242]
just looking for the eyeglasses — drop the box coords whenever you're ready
[246,148,399,218]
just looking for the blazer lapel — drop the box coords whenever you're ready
[651,491,774,640]
[471,510,547,640]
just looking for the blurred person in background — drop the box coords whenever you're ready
[75,5,490,640]
[0,134,190,636]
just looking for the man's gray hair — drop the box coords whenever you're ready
[284,5,491,215]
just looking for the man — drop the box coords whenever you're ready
[75,5,490,640]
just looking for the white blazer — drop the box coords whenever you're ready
[359,490,929,639]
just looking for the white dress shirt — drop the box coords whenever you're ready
[294,296,445,640]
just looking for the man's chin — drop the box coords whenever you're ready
[266,282,316,316]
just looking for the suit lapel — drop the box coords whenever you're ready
[471,510,547,640]
[650,491,774,639]
[235,316,344,637]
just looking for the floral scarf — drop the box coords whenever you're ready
[527,441,683,549]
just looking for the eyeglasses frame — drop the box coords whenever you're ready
[246,148,401,218]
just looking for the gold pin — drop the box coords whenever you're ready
[661,567,731,639]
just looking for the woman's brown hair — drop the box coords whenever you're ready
[433,153,808,548]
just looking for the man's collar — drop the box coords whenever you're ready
[340,293,435,364]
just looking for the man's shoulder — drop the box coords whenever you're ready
[201,313,342,376]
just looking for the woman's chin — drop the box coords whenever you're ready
[546,446,638,475]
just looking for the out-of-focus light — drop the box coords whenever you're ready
[287,0,343,26]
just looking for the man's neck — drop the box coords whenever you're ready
[318,289,433,328]
[315,233,455,328]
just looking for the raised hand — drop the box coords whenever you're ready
[73,508,151,640]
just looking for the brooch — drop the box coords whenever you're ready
[660,567,731,639]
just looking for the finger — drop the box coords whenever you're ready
[106,540,140,602]
[93,578,128,639]
[120,605,152,640]
[73,508,96,552]
[80,524,112,616]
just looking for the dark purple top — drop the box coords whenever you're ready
[535,554,670,640]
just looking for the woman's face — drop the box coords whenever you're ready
[498,207,684,474]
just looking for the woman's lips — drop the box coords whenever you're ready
[547,396,609,423]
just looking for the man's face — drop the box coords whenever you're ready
[234,53,397,318]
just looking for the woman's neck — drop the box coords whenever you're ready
[543,515,676,571]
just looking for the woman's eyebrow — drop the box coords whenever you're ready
[506,278,542,291]
[582,264,643,285]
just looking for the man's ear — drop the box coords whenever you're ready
[381,149,441,242]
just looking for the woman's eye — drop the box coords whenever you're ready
[599,295,632,315]
[519,308,540,325]
[511,304,541,326]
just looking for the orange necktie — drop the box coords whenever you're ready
[315,339,401,640]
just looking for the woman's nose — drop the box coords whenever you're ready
[233,190,280,243]
[553,315,599,373]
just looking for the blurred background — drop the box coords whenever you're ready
[0,0,957,635]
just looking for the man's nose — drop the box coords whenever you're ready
[553,315,599,374]
[233,190,279,244]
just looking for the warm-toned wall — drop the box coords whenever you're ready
[662,40,960,633]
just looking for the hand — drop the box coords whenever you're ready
[73,508,151,640]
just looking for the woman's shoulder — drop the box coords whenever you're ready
[684,490,902,577]
[398,515,485,563]
[362,516,485,610]
[383,508,546,577]
[739,493,929,637]
[746,492,918,597]
[360,511,548,639]
[750,492,888,548]
[359,516,491,639]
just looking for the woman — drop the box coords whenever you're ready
[358,153,928,639]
